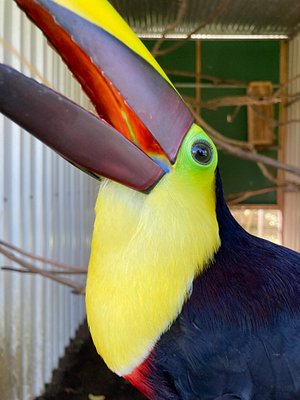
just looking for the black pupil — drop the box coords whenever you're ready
[191,141,212,164]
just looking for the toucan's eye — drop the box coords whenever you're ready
[191,140,213,165]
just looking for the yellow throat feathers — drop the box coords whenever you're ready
[85,126,221,375]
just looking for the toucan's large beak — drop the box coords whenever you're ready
[0,0,193,191]
[0,64,164,190]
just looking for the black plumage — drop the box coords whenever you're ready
[147,170,300,400]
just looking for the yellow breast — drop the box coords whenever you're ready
[85,161,220,375]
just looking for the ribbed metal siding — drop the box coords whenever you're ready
[111,0,300,38]
[283,33,300,251]
[0,1,98,399]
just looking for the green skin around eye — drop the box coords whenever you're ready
[175,123,218,174]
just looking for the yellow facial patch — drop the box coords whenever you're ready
[86,125,221,375]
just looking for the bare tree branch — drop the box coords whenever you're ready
[0,239,86,272]
[186,105,300,178]
[249,105,300,128]
[1,267,85,275]
[202,94,282,110]
[287,93,300,107]
[226,180,300,205]
[0,246,85,294]
[166,69,247,86]
[226,186,278,205]
[273,73,300,98]
[151,0,188,57]
[212,133,300,177]
[153,0,229,58]
[0,35,51,86]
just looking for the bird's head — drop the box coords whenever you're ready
[0,0,221,376]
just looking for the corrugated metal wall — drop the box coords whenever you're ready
[0,1,98,399]
[283,33,300,251]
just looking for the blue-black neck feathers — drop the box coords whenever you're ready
[145,169,300,400]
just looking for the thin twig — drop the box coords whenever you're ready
[256,162,278,184]
[187,105,300,177]
[287,93,300,107]
[213,134,300,177]
[226,180,300,205]
[249,104,300,128]
[273,73,300,98]
[0,240,86,272]
[1,267,85,275]
[0,247,85,294]
[227,106,242,123]
[153,0,229,58]
[188,105,253,149]
[226,186,278,205]
[0,35,51,86]
[202,94,282,110]
[165,70,247,86]
[151,0,188,56]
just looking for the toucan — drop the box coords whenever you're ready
[1,1,300,399]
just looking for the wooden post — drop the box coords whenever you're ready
[195,40,201,116]
[278,40,288,213]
